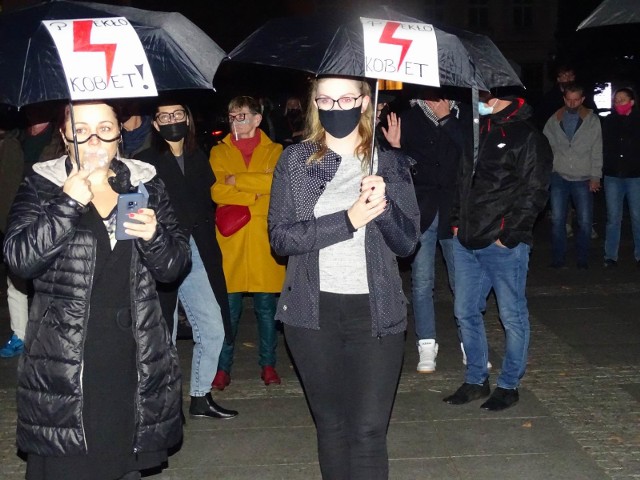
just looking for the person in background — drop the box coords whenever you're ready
[384,86,469,373]
[535,64,598,240]
[1,103,63,357]
[269,76,419,479]
[602,87,640,268]
[120,101,153,159]
[534,63,577,130]
[273,95,305,147]
[209,95,285,389]
[444,92,552,411]
[0,109,27,358]
[20,102,64,176]
[544,82,603,270]
[3,100,189,479]
[138,98,238,420]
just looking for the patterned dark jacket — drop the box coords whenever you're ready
[268,142,420,337]
[2,156,190,456]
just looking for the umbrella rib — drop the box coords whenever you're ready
[18,38,32,108]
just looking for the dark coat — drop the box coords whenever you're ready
[2,156,190,456]
[602,110,640,178]
[452,99,553,250]
[399,103,468,237]
[268,143,420,337]
[137,147,231,339]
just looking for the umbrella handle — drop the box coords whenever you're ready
[369,81,380,176]
[68,101,81,170]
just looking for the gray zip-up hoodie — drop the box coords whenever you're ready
[543,105,603,181]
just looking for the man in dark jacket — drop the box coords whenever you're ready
[384,87,468,373]
[443,94,552,411]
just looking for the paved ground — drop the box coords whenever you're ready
[1,193,639,479]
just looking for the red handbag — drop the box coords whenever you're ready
[215,205,251,237]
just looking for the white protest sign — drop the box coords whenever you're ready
[361,17,440,87]
[43,17,157,100]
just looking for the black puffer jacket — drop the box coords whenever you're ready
[451,99,553,249]
[2,155,190,457]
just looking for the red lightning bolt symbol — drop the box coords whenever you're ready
[73,20,117,84]
[379,22,412,67]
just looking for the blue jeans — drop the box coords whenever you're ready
[176,238,225,397]
[217,292,278,372]
[604,176,640,261]
[550,172,593,265]
[453,238,530,390]
[411,214,455,342]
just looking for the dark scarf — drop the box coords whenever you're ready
[121,116,151,157]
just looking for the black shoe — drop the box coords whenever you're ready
[189,393,238,419]
[480,387,519,411]
[604,259,617,268]
[443,379,490,405]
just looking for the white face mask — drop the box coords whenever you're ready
[478,98,499,116]
[81,148,110,173]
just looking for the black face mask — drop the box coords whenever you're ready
[158,122,188,142]
[318,108,362,139]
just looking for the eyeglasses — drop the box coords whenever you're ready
[64,131,120,145]
[315,95,363,111]
[228,112,254,123]
[155,109,186,124]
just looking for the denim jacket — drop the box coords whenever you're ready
[268,142,420,337]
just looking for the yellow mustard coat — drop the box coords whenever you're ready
[210,130,285,293]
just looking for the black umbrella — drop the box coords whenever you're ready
[225,7,521,92]
[225,7,519,173]
[0,0,226,108]
[577,0,640,30]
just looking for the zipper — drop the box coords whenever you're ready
[130,246,141,454]
[79,236,97,453]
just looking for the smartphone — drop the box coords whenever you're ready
[115,183,149,241]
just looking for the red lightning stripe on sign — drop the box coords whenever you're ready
[73,20,117,84]
[379,22,412,67]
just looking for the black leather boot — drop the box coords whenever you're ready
[189,392,238,419]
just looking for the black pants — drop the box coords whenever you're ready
[284,292,405,480]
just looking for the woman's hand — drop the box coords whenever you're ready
[63,165,94,206]
[347,175,388,229]
[123,207,158,241]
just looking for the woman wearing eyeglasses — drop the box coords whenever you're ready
[209,96,285,389]
[3,100,190,479]
[137,98,238,420]
[268,76,419,480]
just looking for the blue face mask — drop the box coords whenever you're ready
[478,99,498,116]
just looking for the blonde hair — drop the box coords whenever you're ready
[305,77,373,171]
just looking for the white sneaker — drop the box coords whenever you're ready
[417,339,438,373]
[460,342,492,369]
